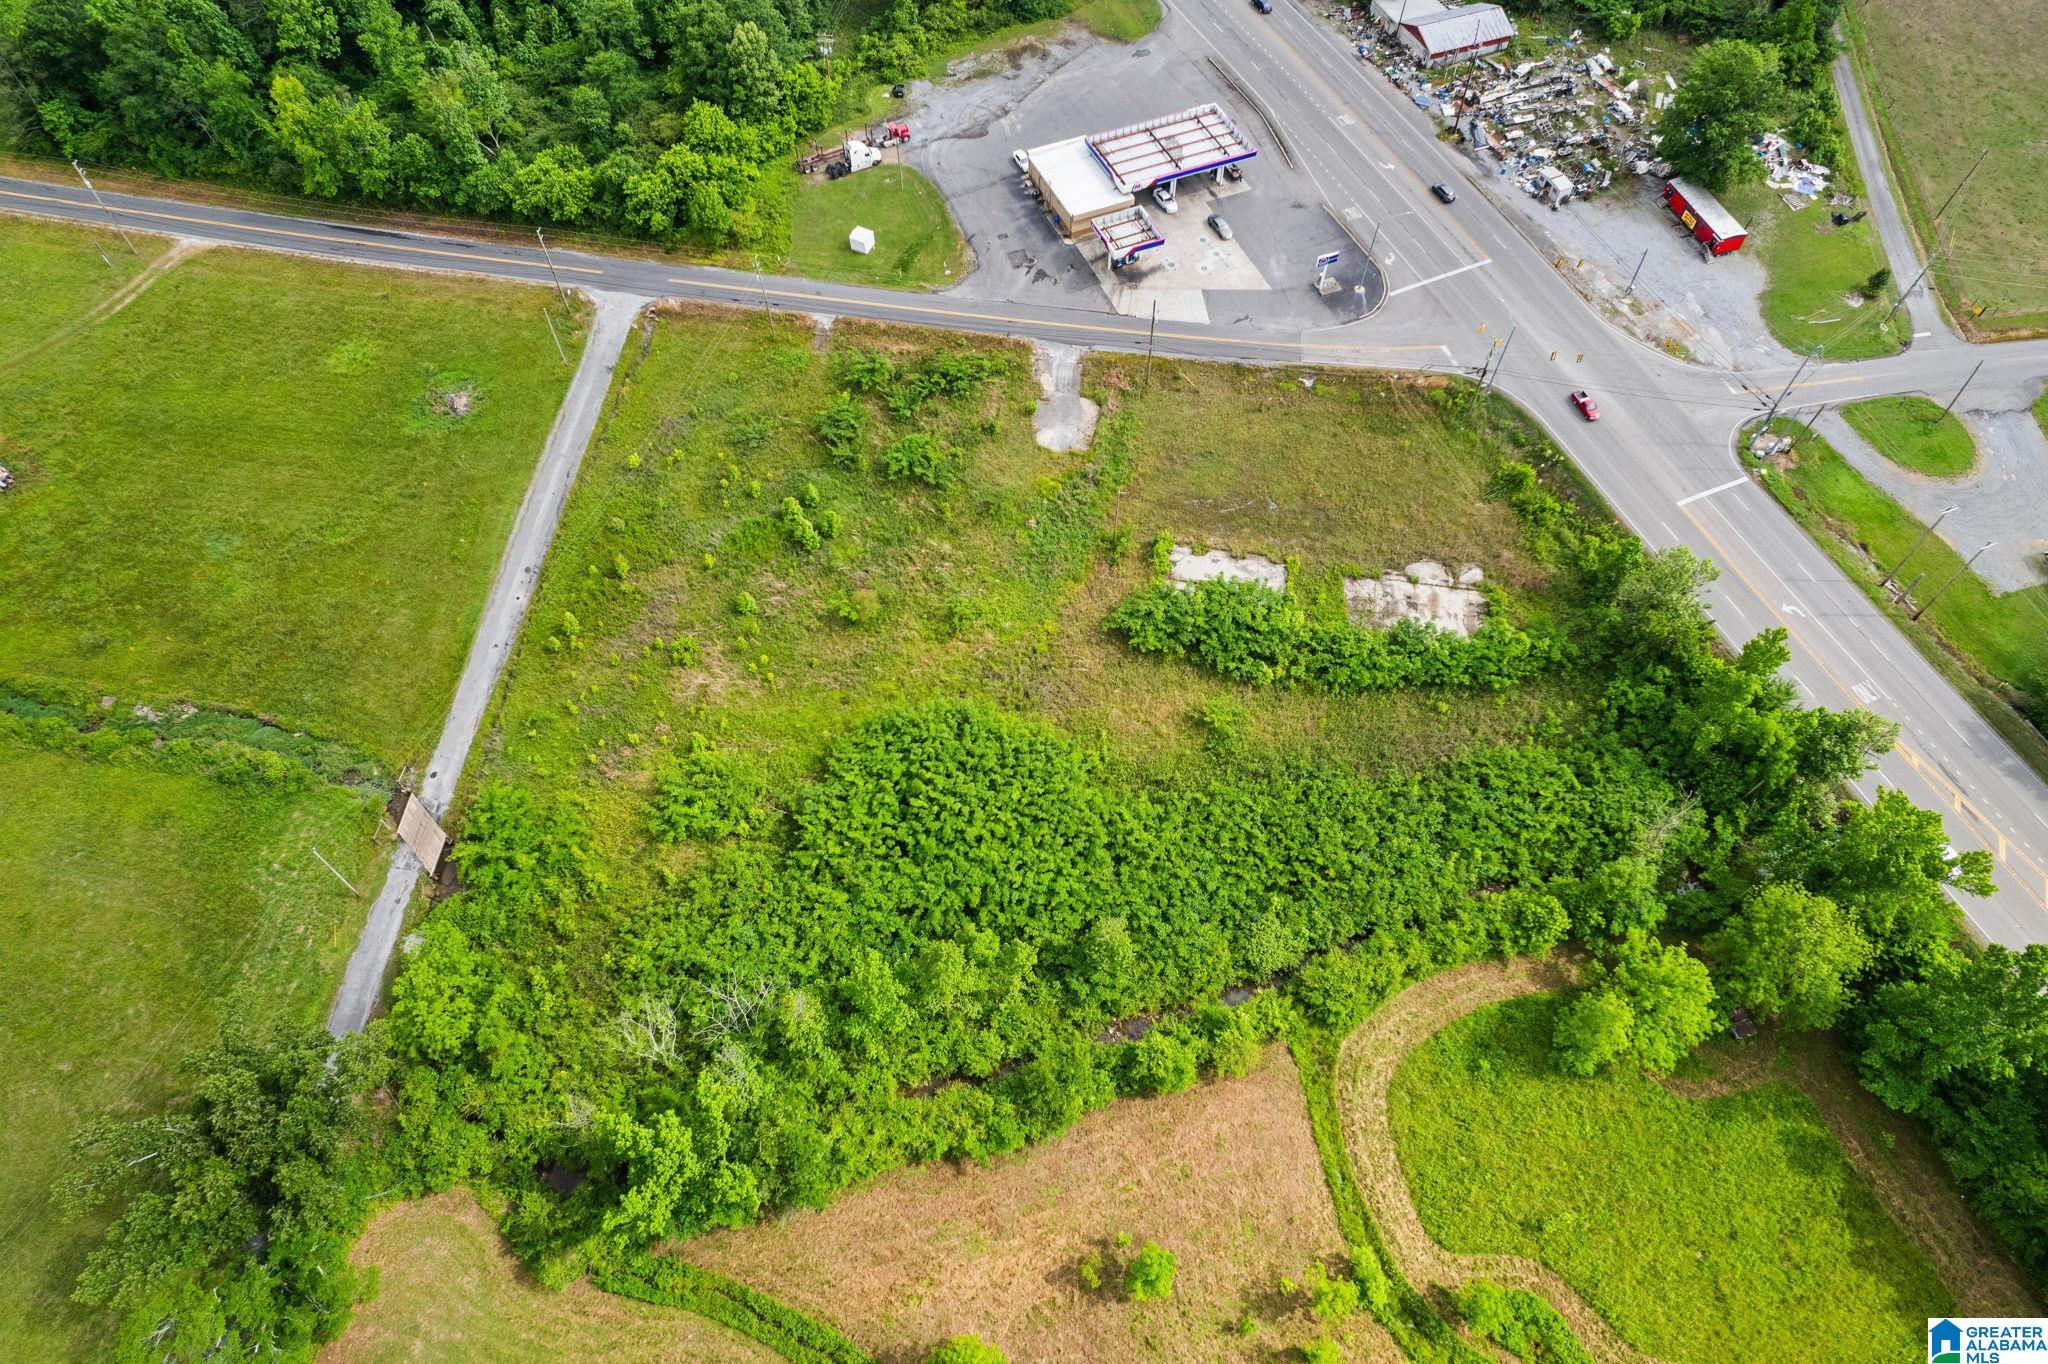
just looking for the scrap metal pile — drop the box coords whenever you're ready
[1341,19,1680,208]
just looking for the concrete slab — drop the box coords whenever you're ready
[1343,559,1489,635]
[1031,340,1100,452]
[1169,545,1288,592]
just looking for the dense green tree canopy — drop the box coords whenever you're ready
[0,0,1054,240]
[1708,883,1871,1030]
[1658,39,1783,190]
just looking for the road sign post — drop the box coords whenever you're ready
[1314,249,1341,294]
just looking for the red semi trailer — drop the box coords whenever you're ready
[1661,178,1747,256]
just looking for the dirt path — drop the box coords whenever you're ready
[0,237,202,377]
[1333,956,1657,1364]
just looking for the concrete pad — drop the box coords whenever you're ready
[1169,545,1287,592]
[1344,559,1489,635]
[1030,340,1099,452]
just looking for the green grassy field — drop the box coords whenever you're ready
[782,165,970,290]
[1844,0,2048,336]
[1390,994,1953,1364]
[1841,395,1976,477]
[1071,0,1160,41]
[1754,419,2048,766]
[1723,176,1906,361]
[0,216,167,366]
[0,738,383,1362]
[2034,383,2047,440]
[0,238,583,767]
[465,309,1598,891]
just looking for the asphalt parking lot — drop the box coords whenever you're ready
[906,17,1379,329]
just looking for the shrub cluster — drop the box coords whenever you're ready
[590,1248,874,1364]
[1106,579,1562,693]
[1456,1281,1594,1364]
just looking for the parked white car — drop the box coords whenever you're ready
[1153,180,1179,214]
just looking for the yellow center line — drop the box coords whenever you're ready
[1255,3,1491,265]
[1681,501,2048,912]
[680,279,1447,353]
[0,187,606,275]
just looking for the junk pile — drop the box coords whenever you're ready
[1754,131,1833,210]
[1347,23,1680,208]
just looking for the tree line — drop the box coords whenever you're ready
[0,0,1065,242]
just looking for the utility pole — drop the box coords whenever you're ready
[1880,503,1958,591]
[1143,299,1159,396]
[71,160,136,255]
[1938,360,1983,421]
[1931,147,1986,226]
[819,32,833,80]
[542,308,568,365]
[534,226,568,307]
[1763,348,1817,425]
[1877,250,1941,332]
[1913,542,1992,620]
[1623,248,1648,298]
[1482,325,1515,391]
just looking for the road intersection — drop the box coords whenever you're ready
[6,0,2047,951]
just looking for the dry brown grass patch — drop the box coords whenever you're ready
[674,1046,1398,1363]
[325,1191,778,1364]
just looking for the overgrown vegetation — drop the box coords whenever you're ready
[1456,1282,1592,1364]
[49,307,2048,1358]
[1559,0,1844,191]
[1107,579,1560,694]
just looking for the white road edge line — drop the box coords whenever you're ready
[1675,475,1750,507]
[1385,258,1491,296]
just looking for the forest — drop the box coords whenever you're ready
[0,0,1063,241]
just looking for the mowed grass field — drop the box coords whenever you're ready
[1841,395,1977,477]
[784,164,970,290]
[330,1194,780,1364]
[0,739,383,1362]
[1724,170,1906,361]
[1389,994,1954,1364]
[1846,0,2048,334]
[0,223,584,766]
[0,215,167,365]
